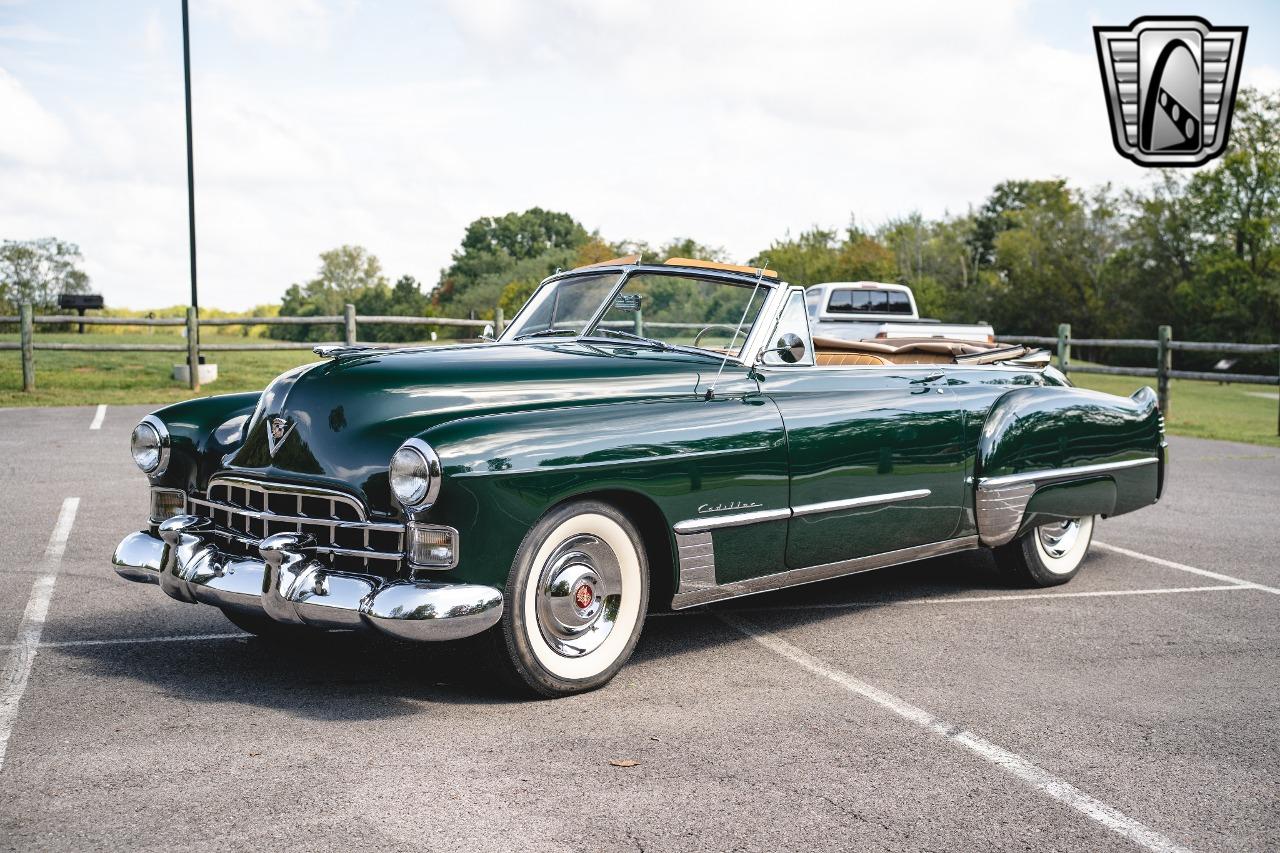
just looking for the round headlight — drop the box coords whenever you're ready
[389,440,439,509]
[130,417,169,474]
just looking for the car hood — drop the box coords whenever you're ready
[222,342,708,513]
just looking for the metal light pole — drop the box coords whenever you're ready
[182,0,200,390]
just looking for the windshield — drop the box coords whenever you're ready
[502,273,621,338]
[502,270,770,357]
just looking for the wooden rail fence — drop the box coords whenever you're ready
[5,307,1278,435]
[998,324,1280,436]
[1,302,500,392]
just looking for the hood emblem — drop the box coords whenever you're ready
[266,416,295,457]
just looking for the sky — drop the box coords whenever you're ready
[1,0,1277,311]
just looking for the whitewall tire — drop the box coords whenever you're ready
[995,515,1095,587]
[496,500,649,696]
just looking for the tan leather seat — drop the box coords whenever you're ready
[815,352,889,366]
[881,352,953,364]
[811,334,1002,367]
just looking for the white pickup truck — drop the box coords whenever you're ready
[804,281,994,343]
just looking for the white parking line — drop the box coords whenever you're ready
[0,632,251,652]
[88,404,107,430]
[1095,541,1280,594]
[655,583,1247,617]
[723,615,1193,853]
[0,497,79,772]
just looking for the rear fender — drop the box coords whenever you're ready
[974,385,1163,546]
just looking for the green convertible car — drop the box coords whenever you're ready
[114,257,1166,696]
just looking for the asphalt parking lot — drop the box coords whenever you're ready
[1,404,1277,852]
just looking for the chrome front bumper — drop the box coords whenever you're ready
[113,515,503,642]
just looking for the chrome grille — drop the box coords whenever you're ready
[187,476,405,576]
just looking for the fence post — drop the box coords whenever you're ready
[20,302,34,392]
[186,306,200,391]
[344,303,357,346]
[495,306,505,336]
[1056,323,1070,373]
[1157,325,1172,417]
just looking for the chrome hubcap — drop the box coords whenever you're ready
[535,534,622,658]
[1037,518,1082,560]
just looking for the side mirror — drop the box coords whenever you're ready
[480,323,495,342]
[760,332,806,365]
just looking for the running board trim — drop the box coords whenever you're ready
[670,536,981,609]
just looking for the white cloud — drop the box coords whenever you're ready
[202,0,332,47]
[0,1,1276,310]
[0,23,77,44]
[0,66,68,164]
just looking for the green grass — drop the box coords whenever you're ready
[1,332,341,408]
[1069,367,1279,447]
[3,334,1277,446]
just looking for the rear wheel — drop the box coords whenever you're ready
[493,500,649,697]
[995,515,1095,587]
[220,607,308,641]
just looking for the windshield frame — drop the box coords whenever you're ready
[499,264,785,365]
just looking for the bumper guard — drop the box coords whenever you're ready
[113,515,503,642]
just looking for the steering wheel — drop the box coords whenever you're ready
[692,324,740,348]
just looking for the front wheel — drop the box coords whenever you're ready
[995,515,1095,587]
[494,500,649,697]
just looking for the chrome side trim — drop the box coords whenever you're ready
[673,488,934,534]
[974,483,1035,547]
[675,531,716,593]
[977,456,1157,489]
[974,456,1158,546]
[791,489,931,518]
[671,536,980,609]
[673,507,791,534]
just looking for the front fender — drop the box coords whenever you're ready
[147,393,262,493]
[974,385,1162,545]
[414,395,788,588]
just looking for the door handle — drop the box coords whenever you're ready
[911,372,945,384]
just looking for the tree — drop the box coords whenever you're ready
[1179,87,1280,343]
[272,245,388,341]
[989,184,1119,334]
[967,180,1069,273]
[1104,87,1279,358]
[433,208,590,325]
[752,224,894,286]
[0,238,93,313]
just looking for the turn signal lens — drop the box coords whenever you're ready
[406,524,457,569]
[149,488,186,523]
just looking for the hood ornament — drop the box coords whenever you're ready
[266,416,295,457]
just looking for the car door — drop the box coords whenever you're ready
[762,364,968,570]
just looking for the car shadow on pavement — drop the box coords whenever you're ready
[54,549,1009,715]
